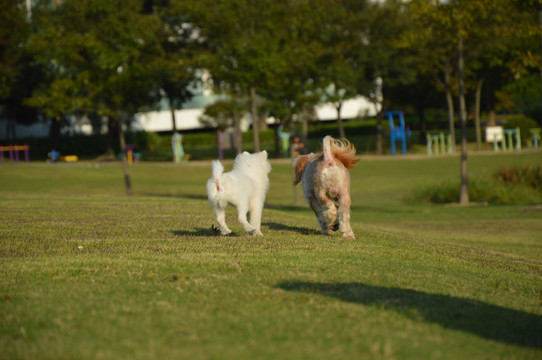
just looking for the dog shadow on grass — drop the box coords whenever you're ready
[141,192,208,201]
[172,227,221,237]
[172,223,318,237]
[263,222,320,235]
[277,281,542,349]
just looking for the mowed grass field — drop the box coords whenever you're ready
[1,151,541,359]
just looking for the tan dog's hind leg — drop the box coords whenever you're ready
[306,194,330,235]
[317,190,339,235]
[338,194,355,239]
[322,201,338,235]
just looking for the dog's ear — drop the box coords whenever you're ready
[261,150,268,159]
[293,155,309,185]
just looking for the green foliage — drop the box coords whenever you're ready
[200,99,242,130]
[408,175,542,205]
[28,0,162,120]
[144,131,162,152]
[496,74,542,120]
[493,164,542,191]
[0,1,30,100]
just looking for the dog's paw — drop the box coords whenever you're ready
[342,232,355,239]
[243,224,257,232]
[251,230,264,236]
[221,229,232,235]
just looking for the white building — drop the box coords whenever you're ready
[133,94,380,133]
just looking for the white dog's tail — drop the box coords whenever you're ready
[209,160,228,208]
[211,160,224,181]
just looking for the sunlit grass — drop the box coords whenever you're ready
[1,151,541,359]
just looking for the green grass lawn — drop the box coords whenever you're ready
[1,151,541,359]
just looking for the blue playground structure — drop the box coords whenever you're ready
[385,111,411,155]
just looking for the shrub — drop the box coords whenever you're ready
[493,165,542,191]
[407,177,542,205]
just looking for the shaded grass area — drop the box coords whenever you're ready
[1,152,541,359]
[278,281,542,349]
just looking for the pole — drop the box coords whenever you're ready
[458,36,469,205]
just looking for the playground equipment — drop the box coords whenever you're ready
[125,144,141,164]
[503,128,521,151]
[528,128,541,149]
[385,111,411,155]
[217,130,232,161]
[277,124,290,157]
[485,126,504,151]
[426,132,452,155]
[485,126,522,151]
[0,144,30,164]
[171,132,186,163]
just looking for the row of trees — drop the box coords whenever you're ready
[1,0,541,199]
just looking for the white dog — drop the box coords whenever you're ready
[293,136,359,239]
[206,151,271,235]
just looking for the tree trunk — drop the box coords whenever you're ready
[376,113,383,156]
[487,110,496,126]
[539,8,542,126]
[6,116,16,140]
[233,112,242,154]
[169,96,177,133]
[250,86,260,152]
[445,90,456,153]
[259,113,268,130]
[444,66,456,153]
[336,102,346,139]
[106,117,116,155]
[474,78,484,151]
[49,117,61,143]
[117,112,132,196]
[291,136,300,204]
[301,105,309,142]
[416,104,426,145]
[458,36,469,206]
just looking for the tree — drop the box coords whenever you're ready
[147,1,202,134]
[0,0,35,140]
[400,0,460,150]
[186,0,286,152]
[199,98,244,154]
[0,1,29,101]
[28,0,163,195]
[403,0,542,205]
[262,0,331,143]
[364,0,419,153]
[315,0,373,139]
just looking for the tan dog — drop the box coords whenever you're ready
[293,136,359,239]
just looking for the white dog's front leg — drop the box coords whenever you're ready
[248,200,264,236]
[215,207,232,235]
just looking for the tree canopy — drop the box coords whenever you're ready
[1,0,541,145]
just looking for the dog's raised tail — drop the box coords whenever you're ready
[211,160,225,191]
[323,135,359,169]
[211,160,224,178]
